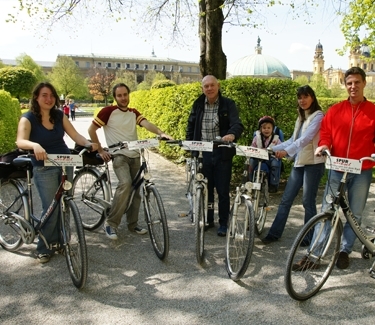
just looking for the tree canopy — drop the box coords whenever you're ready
[0,67,37,99]
[16,53,46,83]
[49,56,86,99]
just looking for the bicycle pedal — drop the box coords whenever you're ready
[265,207,272,211]
[179,213,188,218]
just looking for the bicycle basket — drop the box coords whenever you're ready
[0,149,27,179]
[74,143,102,166]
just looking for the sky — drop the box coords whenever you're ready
[0,0,352,72]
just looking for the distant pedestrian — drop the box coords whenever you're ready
[63,101,70,119]
[69,99,77,121]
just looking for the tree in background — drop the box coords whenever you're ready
[16,53,46,83]
[0,67,37,99]
[88,67,116,105]
[0,60,5,69]
[49,56,86,99]
[113,70,137,92]
[8,1,325,80]
[293,75,309,86]
[309,74,331,97]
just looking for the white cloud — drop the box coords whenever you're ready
[289,43,311,54]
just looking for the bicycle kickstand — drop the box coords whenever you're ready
[369,260,375,279]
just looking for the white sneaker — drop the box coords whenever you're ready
[104,225,118,240]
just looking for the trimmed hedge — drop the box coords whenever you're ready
[0,90,21,153]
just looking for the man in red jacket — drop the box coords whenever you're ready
[315,66,375,269]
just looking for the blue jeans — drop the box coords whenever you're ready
[106,154,141,230]
[320,169,372,254]
[267,163,325,239]
[249,157,281,187]
[203,150,232,227]
[33,166,73,254]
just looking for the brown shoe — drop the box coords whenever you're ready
[336,251,349,269]
[292,255,320,271]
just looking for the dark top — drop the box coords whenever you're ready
[186,92,244,160]
[23,110,70,166]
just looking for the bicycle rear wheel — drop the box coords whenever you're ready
[285,212,342,301]
[72,168,109,230]
[143,184,169,260]
[0,179,27,251]
[62,199,88,289]
[253,175,268,235]
[195,186,205,264]
[225,195,255,281]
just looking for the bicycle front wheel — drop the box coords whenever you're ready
[0,179,27,251]
[143,184,169,260]
[72,168,109,230]
[62,199,88,289]
[253,177,268,235]
[285,212,342,301]
[225,195,255,281]
[195,186,205,264]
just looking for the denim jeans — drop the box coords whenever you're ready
[33,166,73,254]
[249,157,281,187]
[203,150,232,227]
[267,163,325,239]
[106,154,141,230]
[320,169,372,254]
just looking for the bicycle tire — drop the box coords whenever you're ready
[225,195,255,281]
[72,168,110,230]
[143,184,169,260]
[254,176,268,235]
[285,212,342,301]
[62,198,88,289]
[0,179,28,251]
[195,186,205,264]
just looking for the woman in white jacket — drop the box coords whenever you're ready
[261,85,325,245]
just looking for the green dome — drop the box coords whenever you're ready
[227,53,291,78]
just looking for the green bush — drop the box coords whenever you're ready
[151,80,176,89]
[0,90,21,153]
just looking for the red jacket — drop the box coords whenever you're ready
[319,99,375,170]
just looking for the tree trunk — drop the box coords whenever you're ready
[199,0,227,80]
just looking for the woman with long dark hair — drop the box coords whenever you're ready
[261,85,325,244]
[16,82,98,263]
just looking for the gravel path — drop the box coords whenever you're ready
[1,117,375,325]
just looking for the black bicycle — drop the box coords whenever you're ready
[0,150,89,288]
[285,150,375,300]
[72,139,169,260]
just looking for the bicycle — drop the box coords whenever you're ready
[72,139,169,260]
[285,150,375,301]
[216,141,270,280]
[166,140,213,264]
[0,150,89,289]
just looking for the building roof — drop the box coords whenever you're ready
[1,59,55,68]
[227,38,291,79]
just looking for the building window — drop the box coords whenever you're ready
[188,67,191,72]
[154,64,157,70]
[126,63,130,69]
[105,62,112,68]
[364,63,367,70]
[97,62,102,67]
[179,66,183,72]
[86,62,90,68]
[162,65,165,71]
[75,61,79,67]
[116,63,121,69]
[144,64,148,70]
[135,64,139,70]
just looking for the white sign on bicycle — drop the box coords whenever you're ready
[236,146,269,160]
[182,141,213,152]
[127,139,159,150]
[44,154,83,166]
[326,156,362,174]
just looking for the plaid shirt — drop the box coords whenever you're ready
[201,98,220,141]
